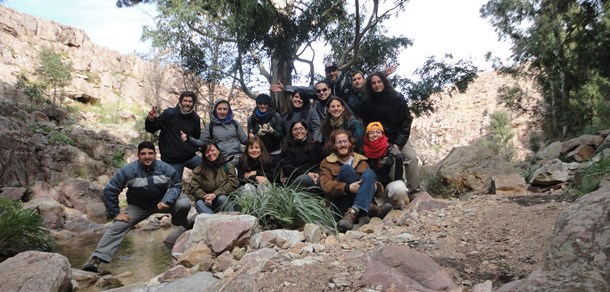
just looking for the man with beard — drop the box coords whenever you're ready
[82,141,191,273]
[359,72,420,198]
[319,129,384,232]
[145,91,202,180]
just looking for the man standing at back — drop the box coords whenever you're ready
[145,91,202,180]
[359,72,421,198]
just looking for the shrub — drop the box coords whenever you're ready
[229,184,339,233]
[562,154,610,201]
[49,131,76,146]
[420,171,462,199]
[477,110,516,162]
[110,149,126,169]
[0,198,56,258]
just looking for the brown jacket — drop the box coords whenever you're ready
[190,162,239,200]
[319,152,383,200]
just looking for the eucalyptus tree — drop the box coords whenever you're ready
[481,0,610,137]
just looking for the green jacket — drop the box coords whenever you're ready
[190,162,239,200]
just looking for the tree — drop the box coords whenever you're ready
[35,48,72,108]
[481,0,610,137]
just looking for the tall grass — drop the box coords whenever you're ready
[0,198,56,258]
[562,154,610,201]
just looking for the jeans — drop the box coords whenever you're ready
[332,164,377,214]
[195,194,230,214]
[167,154,202,182]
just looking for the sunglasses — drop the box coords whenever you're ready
[316,88,329,94]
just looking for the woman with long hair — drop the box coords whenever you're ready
[237,137,274,188]
[321,97,365,154]
[280,120,325,189]
[190,141,239,214]
[281,91,322,143]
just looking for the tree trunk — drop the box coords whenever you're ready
[270,51,293,115]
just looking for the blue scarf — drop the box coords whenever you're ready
[255,108,271,123]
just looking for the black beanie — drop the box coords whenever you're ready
[256,94,272,105]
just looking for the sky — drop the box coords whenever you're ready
[2,0,511,78]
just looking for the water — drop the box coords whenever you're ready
[56,227,174,290]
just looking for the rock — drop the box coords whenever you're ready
[362,245,457,291]
[491,174,527,195]
[436,146,517,194]
[303,223,322,243]
[595,132,610,154]
[497,186,610,291]
[188,214,257,253]
[560,134,604,154]
[28,181,60,201]
[177,241,214,269]
[566,144,595,162]
[159,265,189,283]
[0,186,26,201]
[472,280,493,292]
[251,229,303,249]
[211,251,234,273]
[157,271,219,291]
[529,159,580,186]
[71,268,99,289]
[534,141,562,161]
[0,251,72,292]
[22,197,65,229]
[57,179,105,223]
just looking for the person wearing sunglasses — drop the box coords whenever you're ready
[270,61,353,102]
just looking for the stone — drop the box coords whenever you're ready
[57,179,106,223]
[159,265,189,283]
[491,174,527,195]
[534,141,562,161]
[22,197,65,229]
[211,251,234,273]
[472,280,493,292]
[0,186,26,201]
[177,242,214,268]
[303,223,322,243]
[560,134,604,154]
[188,214,257,253]
[566,144,595,162]
[157,271,219,291]
[529,159,580,186]
[250,229,303,249]
[0,251,72,292]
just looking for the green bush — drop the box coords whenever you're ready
[562,154,610,201]
[421,171,462,199]
[110,149,126,169]
[0,198,56,257]
[49,131,76,146]
[229,184,338,232]
[477,110,516,162]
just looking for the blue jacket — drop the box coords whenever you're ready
[103,159,182,218]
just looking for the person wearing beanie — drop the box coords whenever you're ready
[183,99,248,167]
[247,94,285,168]
[145,90,202,181]
[364,122,409,209]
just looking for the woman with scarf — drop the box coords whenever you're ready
[281,120,325,190]
[321,97,365,154]
[281,90,322,143]
[191,141,239,214]
[363,122,409,209]
[183,99,248,166]
[237,137,274,194]
[247,94,285,168]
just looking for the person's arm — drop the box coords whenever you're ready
[102,167,129,218]
[237,122,249,144]
[319,160,349,199]
[308,109,323,142]
[190,167,206,201]
[390,145,404,182]
[145,107,167,134]
[216,163,240,195]
[394,95,413,148]
[160,165,182,205]
[187,124,210,148]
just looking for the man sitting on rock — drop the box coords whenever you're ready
[82,141,191,273]
[319,129,386,232]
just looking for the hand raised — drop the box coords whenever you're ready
[148,106,158,120]
[180,130,187,142]
[270,82,284,92]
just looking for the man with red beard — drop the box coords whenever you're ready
[319,129,384,232]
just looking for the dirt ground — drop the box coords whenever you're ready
[255,191,570,291]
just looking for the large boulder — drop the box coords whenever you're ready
[23,197,65,229]
[529,159,580,186]
[497,185,610,291]
[0,251,72,292]
[188,214,258,253]
[57,179,105,223]
[436,146,517,194]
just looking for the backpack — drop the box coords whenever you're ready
[209,120,239,138]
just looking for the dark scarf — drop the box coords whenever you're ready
[255,108,271,123]
[364,135,388,159]
[178,103,194,115]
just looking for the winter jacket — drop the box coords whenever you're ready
[322,116,365,154]
[319,153,383,200]
[237,157,274,185]
[247,107,285,153]
[189,100,248,160]
[190,162,239,200]
[145,105,201,163]
[281,139,325,179]
[359,91,413,148]
[367,145,404,186]
[285,72,352,101]
[103,160,181,218]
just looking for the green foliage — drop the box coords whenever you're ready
[562,154,610,201]
[421,171,462,199]
[15,73,46,104]
[481,0,610,138]
[49,131,76,146]
[110,149,126,169]
[0,198,56,257]
[477,110,516,162]
[229,184,338,232]
[35,48,72,107]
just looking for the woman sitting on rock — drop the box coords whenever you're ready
[190,141,239,214]
[364,122,409,209]
[321,97,365,154]
[280,120,325,190]
[237,137,274,193]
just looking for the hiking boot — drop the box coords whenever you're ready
[338,208,359,232]
[369,202,393,219]
[82,256,101,273]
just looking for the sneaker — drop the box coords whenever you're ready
[82,256,101,273]
[338,207,359,232]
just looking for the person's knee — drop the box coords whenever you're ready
[195,200,213,214]
[361,169,376,182]
[174,197,192,211]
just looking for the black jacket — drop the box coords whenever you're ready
[145,105,201,163]
[359,91,413,148]
[367,145,404,186]
[247,107,285,153]
[281,140,325,179]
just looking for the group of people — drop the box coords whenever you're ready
[82,62,420,273]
